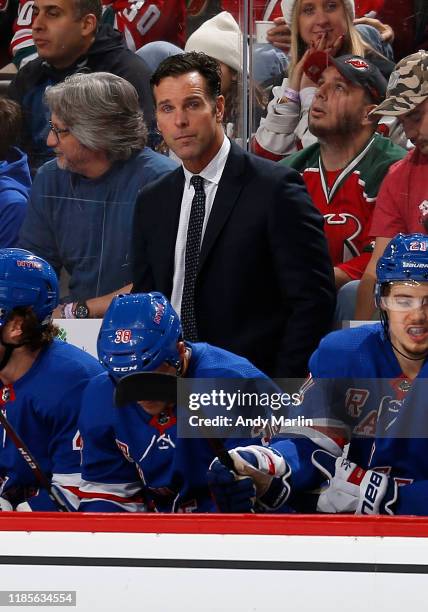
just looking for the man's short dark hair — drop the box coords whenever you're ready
[150,51,222,103]
[73,0,102,23]
[0,98,22,160]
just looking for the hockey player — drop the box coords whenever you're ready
[78,292,280,513]
[208,233,428,515]
[0,248,103,511]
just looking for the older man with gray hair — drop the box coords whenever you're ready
[19,71,176,319]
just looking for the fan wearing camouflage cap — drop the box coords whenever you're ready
[356,50,428,320]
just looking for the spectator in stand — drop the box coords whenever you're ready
[356,50,428,320]
[7,0,186,71]
[281,52,405,321]
[0,97,31,247]
[185,11,244,139]
[253,0,398,161]
[18,72,176,319]
[7,0,153,171]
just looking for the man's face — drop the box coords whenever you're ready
[47,113,95,176]
[399,98,428,155]
[382,282,428,361]
[32,0,92,68]
[154,71,225,174]
[309,65,371,139]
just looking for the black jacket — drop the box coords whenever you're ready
[132,141,336,378]
[8,25,153,170]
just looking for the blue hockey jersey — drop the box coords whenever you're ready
[272,324,428,515]
[0,339,103,510]
[78,342,277,513]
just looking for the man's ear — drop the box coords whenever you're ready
[80,13,98,37]
[362,103,378,127]
[215,95,225,123]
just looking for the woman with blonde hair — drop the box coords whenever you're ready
[253,0,396,159]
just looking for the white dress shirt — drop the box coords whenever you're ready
[171,136,231,316]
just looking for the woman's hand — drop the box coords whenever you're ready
[287,32,344,92]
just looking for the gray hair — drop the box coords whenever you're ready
[45,72,147,161]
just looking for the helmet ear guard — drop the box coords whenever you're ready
[0,249,59,327]
[97,292,183,380]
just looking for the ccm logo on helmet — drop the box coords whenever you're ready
[154,302,165,324]
[112,365,138,373]
[16,260,42,269]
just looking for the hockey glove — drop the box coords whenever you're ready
[0,497,13,511]
[207,460,256,513]
[207,445,291,513]
[312,449,396,514]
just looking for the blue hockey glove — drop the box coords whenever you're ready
[207,461,256,512]
[207,445,291,513]
[312,449,397,514]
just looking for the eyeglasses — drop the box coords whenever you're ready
[380,295,428,312]
[48,120,70,144]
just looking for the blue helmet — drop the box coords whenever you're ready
[97,292,182,379]
[375,233,428,306]
[0,249,59,326]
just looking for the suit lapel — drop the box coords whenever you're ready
[198,142,246,270]
[158,167,184,294]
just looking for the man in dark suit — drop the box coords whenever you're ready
[132,52,335,377]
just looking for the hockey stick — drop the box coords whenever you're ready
[114,372,236,472]
[0,408,71,512]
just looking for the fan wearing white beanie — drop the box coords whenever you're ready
[185,12,242,92]
[281,0,355,26]
[185,12,243,139]
[253,0,396,160]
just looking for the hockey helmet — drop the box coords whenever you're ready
[0,249,59,327]
[97,292,182,379]
[375,233,428,307]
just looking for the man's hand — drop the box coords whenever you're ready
[353,17,394,42]
[207,446,291,512]
[207,461,256,513]
[312,449,391,514]
[266,17,291,51]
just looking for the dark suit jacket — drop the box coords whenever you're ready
[132,141,335,377]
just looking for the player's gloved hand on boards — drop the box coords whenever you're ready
[207,461,256,512]
[0,497,13,511]
[312,449,397,514]
[15,485,76,512]
[207,445,291,513]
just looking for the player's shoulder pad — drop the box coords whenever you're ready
[309,323,383,377]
